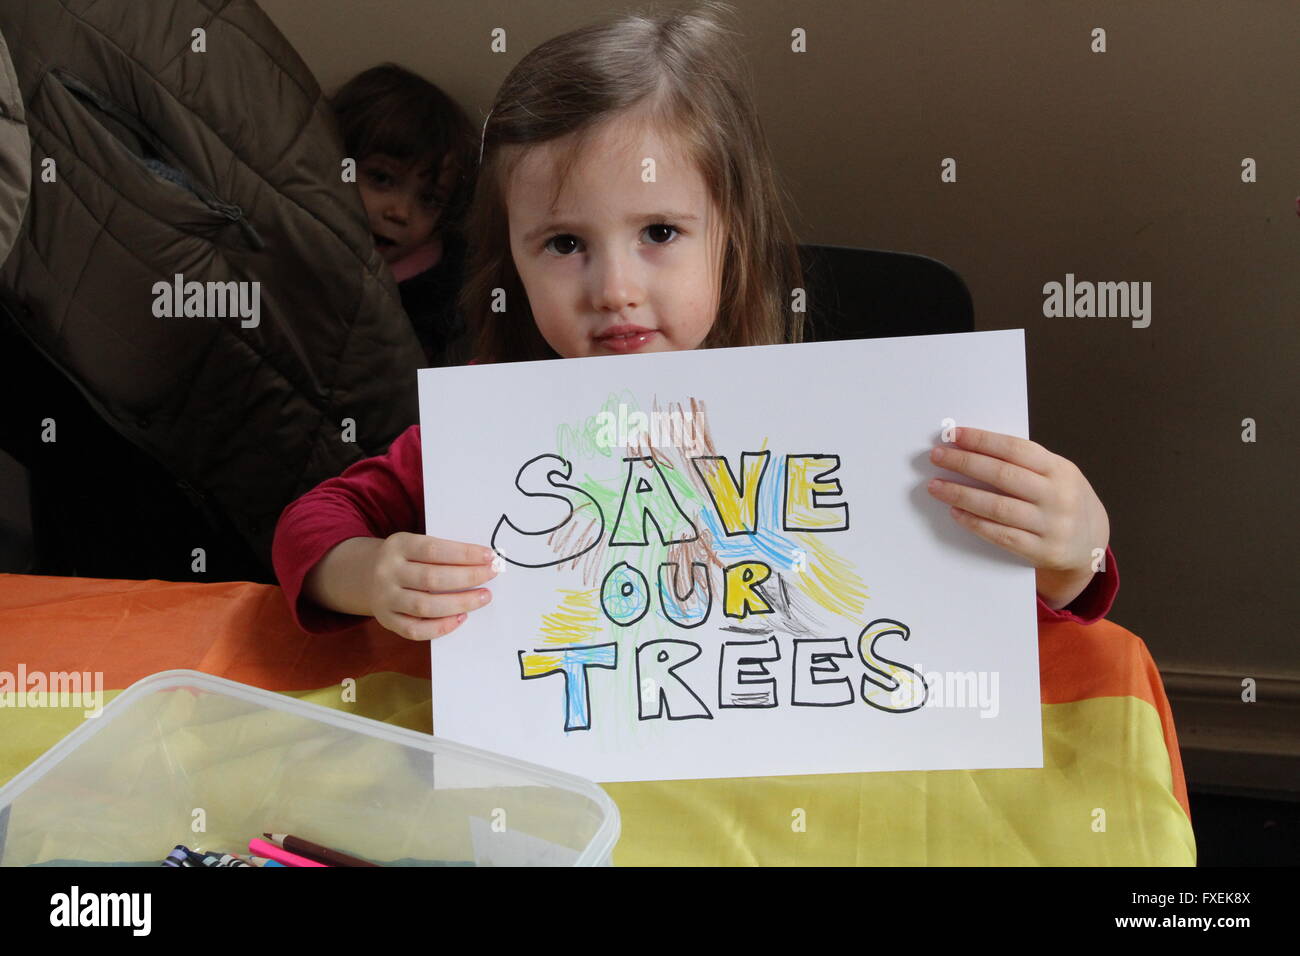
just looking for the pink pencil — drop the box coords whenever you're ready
[248,836,328,867]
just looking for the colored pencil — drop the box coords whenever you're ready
[248,837,327,867]
[262,832,380,868]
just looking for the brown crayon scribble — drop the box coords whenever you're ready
[550,500,611,588]
[545,396,723,582]
[652,396,722,572]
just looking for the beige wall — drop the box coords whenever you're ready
[261,0,1300,689]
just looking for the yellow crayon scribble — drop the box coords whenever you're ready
[723,561,775,618]
[539,589,601,645]
[790,532,869,618]
[785,455,849,531]
[519,652,563,677]
[695,452,769,536]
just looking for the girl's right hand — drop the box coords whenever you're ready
[369,532,498,641]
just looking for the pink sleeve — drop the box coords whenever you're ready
[1035,544,1119,625]
[272,424,425,633]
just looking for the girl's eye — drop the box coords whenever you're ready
[545,225,681,255]
[364,168,393,187]
[545,234,581,256]
[644,223,680,244]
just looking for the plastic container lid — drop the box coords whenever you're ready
[0,669,619,866]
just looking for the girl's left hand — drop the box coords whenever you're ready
[926,427,1110,610]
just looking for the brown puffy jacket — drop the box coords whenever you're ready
[0,0,425,574]
[0,19,26,265]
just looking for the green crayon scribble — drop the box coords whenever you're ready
[555,391,637,461]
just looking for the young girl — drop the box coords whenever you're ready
[274,6,1116,639]
[332,64,478,366]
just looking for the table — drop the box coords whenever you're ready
[0,573,1194,865]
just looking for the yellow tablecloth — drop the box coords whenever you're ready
[0,574,1194,865]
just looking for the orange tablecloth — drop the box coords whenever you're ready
[0,573,1194,865]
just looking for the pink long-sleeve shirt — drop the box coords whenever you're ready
[272,424,1120,634]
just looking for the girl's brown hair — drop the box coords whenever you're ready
[332,64,477,235]
[462,3,805,363]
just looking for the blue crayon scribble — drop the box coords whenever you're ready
[697,456,802,571]
[519,643,618,732]
[601,562,649,625]
[658,562,711,626]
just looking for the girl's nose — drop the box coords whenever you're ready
[384,196,410,224]
[592,249,645,313]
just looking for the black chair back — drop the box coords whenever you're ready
[798,244,974,342]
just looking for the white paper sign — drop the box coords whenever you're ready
[420,331,1042,783]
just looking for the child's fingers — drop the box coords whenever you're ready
[927,480,1044,534]
[387,611,469,642]
[393,587,492,622]
[947,428,1057,477]
[398,533,495,566]
[397,560,497,593]
[948,506,1042,561]
[930,441,1049,503]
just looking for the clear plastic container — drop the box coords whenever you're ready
[0,670,619,866]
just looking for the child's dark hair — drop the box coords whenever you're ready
[332,64,477,233]
[462,3,806,362]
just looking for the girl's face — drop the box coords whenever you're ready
[358,152,454,264]
[505,115,724,358]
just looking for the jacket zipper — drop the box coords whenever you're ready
[50,67,265,250]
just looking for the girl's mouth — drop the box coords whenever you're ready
[373,234,398,251]
[594,325,658,353]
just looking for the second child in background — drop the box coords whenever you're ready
[333,64,478,366]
